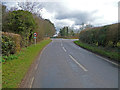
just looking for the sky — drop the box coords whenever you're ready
[2,0,119,30]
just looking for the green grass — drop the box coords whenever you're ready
[74,40,120,62]
[2,39,52,88]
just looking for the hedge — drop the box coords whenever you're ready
[2,32,21,56]
[79,23,120,48]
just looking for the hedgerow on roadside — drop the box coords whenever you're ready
[2,35,16,56]
[79,23,120,48]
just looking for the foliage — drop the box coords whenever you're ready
[59,27,69,37]
[2,55,18,62]
[79,23,119,48]
[2,10,56,46]
[2,35,16,56]
[33,16,56,42]
[44,19,56,37]
[2,4,6,15]
[2,32,22,54]
[2,39,51,88]
[3,10,36,47]
[59,26,79,38]
[59,26,79,39]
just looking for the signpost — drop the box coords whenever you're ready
[34,32,37,45]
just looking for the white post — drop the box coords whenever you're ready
[34,32,37,45]
[34,38,36,45]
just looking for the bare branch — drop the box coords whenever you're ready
[17,1,43,17]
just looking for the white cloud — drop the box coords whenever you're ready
[40,0,119,29]
[41,8,56,21]
[55,19,75,27]
[3,0,119,30]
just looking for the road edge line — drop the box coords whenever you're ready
[30,77,34,88]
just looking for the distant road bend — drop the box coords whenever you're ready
[32,39,118,88]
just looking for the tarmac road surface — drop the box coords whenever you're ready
[32,39,118,88]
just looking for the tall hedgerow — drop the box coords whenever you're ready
[79,23,120,48]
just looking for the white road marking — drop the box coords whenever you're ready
[95,55,118,66]
[35,64,38,70]
[69,55,88,72]
[30,77,34,88]
[74,42,119,66]
[62,47,66,52]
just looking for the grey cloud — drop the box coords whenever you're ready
[42,2,97,29]
[55,10,97,25]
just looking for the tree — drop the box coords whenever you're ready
[2,4,6,15]
[17,1,43,17]
[3,10,36,47]
[2,4,9,32]
[59,26,69,37]
[70,30,75,36]
[9,7,18,11]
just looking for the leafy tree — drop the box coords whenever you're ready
[70,30,75,36]
[59,26,69,37]
[3,10,36,47]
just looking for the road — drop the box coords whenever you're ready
[32,39,118,88]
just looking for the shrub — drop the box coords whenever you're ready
[79,23,119,48]
[2,35,15,56]
[3,10,36,47]
[2,55,18,62]
[2,32,22,53]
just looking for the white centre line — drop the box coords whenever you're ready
[30,77,34,88]
[69,55,88,72]
[62,47,67,52]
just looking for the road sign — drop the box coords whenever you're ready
[34,37,36,39]
[34,32,37,37]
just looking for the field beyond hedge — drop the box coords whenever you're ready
[2,39,51,88]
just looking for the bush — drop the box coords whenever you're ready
[2,32,22,53]
[79,23,119,48]
[2,35,15,56]
[3,10,36,47]
[2,55,18,62]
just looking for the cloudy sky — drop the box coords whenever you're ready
[2,0,119,30]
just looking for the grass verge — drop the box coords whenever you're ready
[2,39,51,88]
[74,40,120,62]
